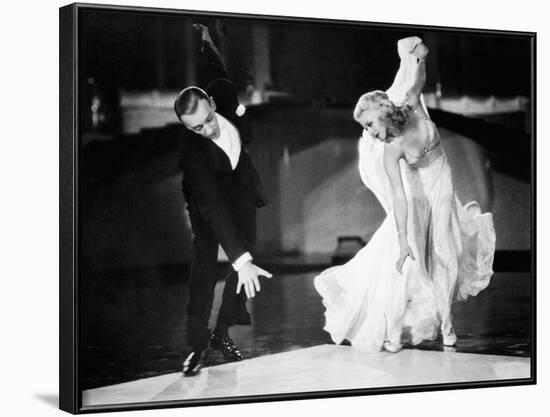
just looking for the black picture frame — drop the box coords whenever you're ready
[60,2,536,414]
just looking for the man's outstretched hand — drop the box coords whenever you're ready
[237,262,273,298]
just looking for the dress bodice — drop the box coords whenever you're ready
[401,105,442,168]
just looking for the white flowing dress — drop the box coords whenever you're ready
[313,106,496,353]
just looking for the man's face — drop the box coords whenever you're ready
[181,98,221,140]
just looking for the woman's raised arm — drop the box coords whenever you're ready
[387,36,429,108]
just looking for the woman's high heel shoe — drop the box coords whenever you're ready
[383,340,402,353]
[442,332,457,346]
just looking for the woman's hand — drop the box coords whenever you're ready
[396,240,416,275]
[411,42,429,60]
[397,36,429,61]
[397,36,421,58]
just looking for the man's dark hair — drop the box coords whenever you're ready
[174,86,210,122]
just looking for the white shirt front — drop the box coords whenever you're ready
[212,113,241,170]
[211,113,251,270]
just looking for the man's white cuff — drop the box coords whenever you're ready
[232,252,253,271]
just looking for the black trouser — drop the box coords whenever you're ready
[186,202,256,351]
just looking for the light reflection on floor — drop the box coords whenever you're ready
[82,269,531,392]
[82,344,530,407]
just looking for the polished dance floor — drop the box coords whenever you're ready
[83,345,529,407]
[81,268,532,408]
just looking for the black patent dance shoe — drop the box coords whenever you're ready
[182,349,204,376]
[210,333,244,362]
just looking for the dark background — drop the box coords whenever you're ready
[79,10,531,100]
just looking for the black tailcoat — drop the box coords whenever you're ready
[178,41,266,349]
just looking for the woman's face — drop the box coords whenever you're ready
[357,107,388,141]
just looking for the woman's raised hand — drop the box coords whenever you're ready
[397,36,428,60]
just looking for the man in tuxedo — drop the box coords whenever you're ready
[174,24,272,376]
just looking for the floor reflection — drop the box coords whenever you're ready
[81,268,531,389]
[82,346,530,406]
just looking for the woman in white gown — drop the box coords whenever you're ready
[313,36,496,353]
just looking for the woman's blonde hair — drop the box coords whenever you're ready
[353,90,410,140]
